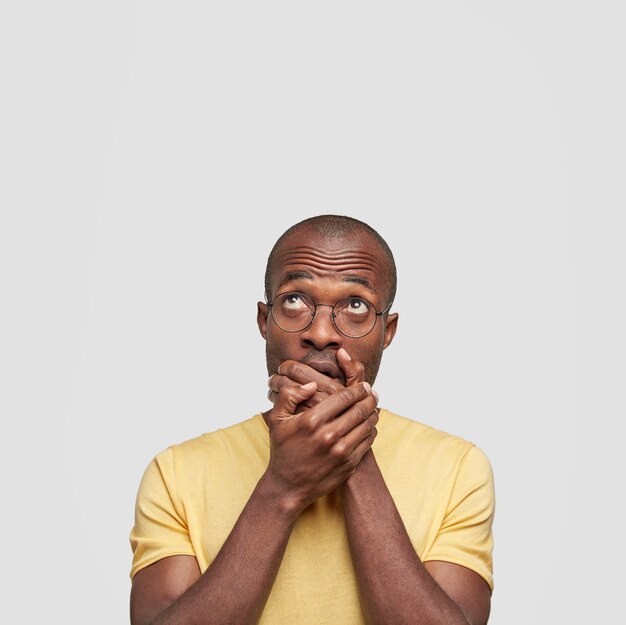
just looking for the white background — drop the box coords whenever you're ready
[1,2,624,623]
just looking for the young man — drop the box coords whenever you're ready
[130,215,495,625]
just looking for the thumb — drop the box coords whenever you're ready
[271,381,317,421]
[337,348,364,387]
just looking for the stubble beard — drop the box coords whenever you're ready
[264,342,383,387]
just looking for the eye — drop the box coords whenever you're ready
[280,292,309,310]
[344,297,371,315]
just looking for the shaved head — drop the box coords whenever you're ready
[264,215,397,309]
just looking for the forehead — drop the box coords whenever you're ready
[268,228,390,297]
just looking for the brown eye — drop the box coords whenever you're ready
[281,293,309,310]
[345,298,370,315]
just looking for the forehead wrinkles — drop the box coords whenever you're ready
[277,246,382,273]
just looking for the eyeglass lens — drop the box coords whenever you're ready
[271,292,377,338]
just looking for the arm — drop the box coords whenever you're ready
[131,473,300,625]
[271,351,493,625]
[341,451,491,625]
[130,380,379,625]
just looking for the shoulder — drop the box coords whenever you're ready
[378,409,481,458]
[376,409,493,488]
[146,414,269,486]
[154,413,267,459]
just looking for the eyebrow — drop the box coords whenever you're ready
[341,276,377,294]
[277,271,377,294]
[276,271,314,290]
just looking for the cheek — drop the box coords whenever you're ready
[346,338,385,383]
[346,334,382,361]
[265,327,300,367]
[265,343,279,376]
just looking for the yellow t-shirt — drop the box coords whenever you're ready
[130,409,494,624]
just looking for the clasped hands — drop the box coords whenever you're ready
[264,348,379,513]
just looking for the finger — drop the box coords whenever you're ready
[335,409,378,452]
[268,374,288,393]
[269,373,323,395]
[349,429,378,467]
[277,360,344,395]
[311,382,373,425]
[268,374,300,406]
[337,348,365,388]
[321,395,377,441]
[271,382,318,422]
[269,374,335,409]
[324,419,377,472]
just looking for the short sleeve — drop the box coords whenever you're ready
[423,445,495,589]
[129,447,196,579]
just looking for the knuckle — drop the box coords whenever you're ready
[272,376,286,392]
[364,396,377,413]
[269,374,286,392]
[319,428,336,445]
[332,442,347,458]
[290,363,306,380]
[280,384,296,398]
[304,414,320,432]
[352,402,369,422]
[336,388,354,407]
[279,387,298,407]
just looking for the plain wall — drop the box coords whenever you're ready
[1,2,624,623]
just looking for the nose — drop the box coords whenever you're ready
[300,304,343,350]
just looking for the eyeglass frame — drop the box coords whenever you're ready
[265,290,393,339]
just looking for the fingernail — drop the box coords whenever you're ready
[363,382,371,393]
[301,382,316,390]
[267,375,274,387]
[340,348,352,361]
[372,389,379,401]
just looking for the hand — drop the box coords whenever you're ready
[267,348,367,409]
[264,378,379,514]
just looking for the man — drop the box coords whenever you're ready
[130,215,495,625]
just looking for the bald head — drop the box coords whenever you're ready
[264,215,397,310]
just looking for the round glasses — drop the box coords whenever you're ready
[267,291,391,339]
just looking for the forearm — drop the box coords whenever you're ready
[152,473,299,625]
[341,451,470,625]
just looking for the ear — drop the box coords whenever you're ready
[382,312,398,350]
[257,302,269,339]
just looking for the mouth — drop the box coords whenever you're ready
[306,359,341,380]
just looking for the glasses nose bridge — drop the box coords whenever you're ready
[308,301,339,331]
[305,302,343,336]
[312,302,335,313]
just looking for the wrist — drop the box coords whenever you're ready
[343,450,379,491]
[256,470,306,523]
[352,447,376,472]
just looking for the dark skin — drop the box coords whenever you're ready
[269,356,492,625]
[130,227,491,625]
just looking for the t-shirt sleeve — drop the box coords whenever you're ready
[129,447,196,579]
[423,445,495,589]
